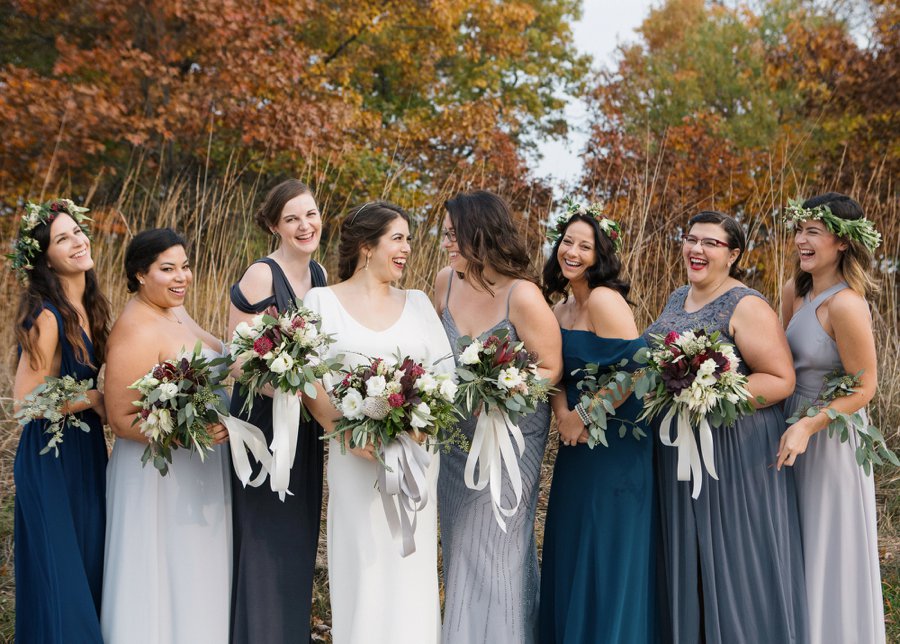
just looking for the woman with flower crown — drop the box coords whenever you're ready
[302,201,455,643]
[12,199,112,643]
[644,211,807,643]
[537,204,656,644]
[778,193,886,644]
[101,228,231,642]
[434,190,562,644]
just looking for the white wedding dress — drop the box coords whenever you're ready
[101,349,232,644]
[304,287,453,644]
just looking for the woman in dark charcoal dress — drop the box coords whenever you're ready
[434,191,562,644]
[538,210,656,644]
[778,193,885,644]
[228,180,327,643]
[645,211,808,643]
[12,200,111,643]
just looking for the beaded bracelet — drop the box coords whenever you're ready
[574,403,591,427]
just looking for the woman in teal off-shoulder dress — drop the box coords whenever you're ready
[538,210,657,644]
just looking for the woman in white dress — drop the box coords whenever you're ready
[101,229,232,643]
[304,202,453,644]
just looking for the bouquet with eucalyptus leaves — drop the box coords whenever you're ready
[15,375,94,456]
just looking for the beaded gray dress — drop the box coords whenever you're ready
[784,282,885,644]
[644,286,808,644]
[437,277,550,644]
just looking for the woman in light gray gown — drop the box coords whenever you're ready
[778,193,885,644]
[433,191,561,644]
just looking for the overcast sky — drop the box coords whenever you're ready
[533,0,655,186]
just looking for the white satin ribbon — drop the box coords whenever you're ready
[463,407,525,532]
[377,433,432,557]
[219,413,272,488]
[659,406,718,499]
[270,389,301,501]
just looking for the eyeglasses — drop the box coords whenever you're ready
[681,234,730,249]
[442,229,457,242]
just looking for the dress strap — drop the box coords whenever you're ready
[444,271,454,309]
[505,280,522,318]
[309,260,327,288]
[805,282,848,312]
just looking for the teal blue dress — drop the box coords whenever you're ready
[14,302,106,643]
[539,329,657,644]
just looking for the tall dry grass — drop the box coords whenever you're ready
[0,163,897,642]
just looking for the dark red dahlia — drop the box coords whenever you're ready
[664,331,679,346]
[253,336,274,356]
[388,393,405,408]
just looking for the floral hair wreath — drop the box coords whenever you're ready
[7,199,92,283]
[547,199,623,253]
[783,198,881,253]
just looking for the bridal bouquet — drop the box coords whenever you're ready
[454,329,551,530]
[15,375,93,456]
[787,370,900,475]
[230,304,342,499]
[130,344,232,475]
[327,353,459,556]
[634,329,756,498]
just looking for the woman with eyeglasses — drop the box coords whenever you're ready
[644,211,808,643]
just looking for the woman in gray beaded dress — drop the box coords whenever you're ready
[645,211,808,643]
[433,191,561,644]
[778,193,885,644]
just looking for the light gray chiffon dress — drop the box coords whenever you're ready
[437,277,550,644]
[784,282,885,644]
[645,286,808,644]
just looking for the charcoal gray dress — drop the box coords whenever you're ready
[437,276,550,644]
[784,282,885,644]
[644,286,808,644]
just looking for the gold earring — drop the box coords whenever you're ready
[365,254,370,270]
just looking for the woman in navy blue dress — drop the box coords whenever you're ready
[12,199,111,643]
[538,209,657,643]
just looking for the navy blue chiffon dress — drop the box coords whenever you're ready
[539,329,657,643]
[14,302,107,643]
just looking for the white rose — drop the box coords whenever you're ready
[410,402,433,429]
[415,373,438,394]
[340,388,365,420]
[234,321,253,339]
[697,358,717,378]
[269,353,294,374]
[366,375,387,397]
[251,314,264,327]
[438,377,458,402]
[158,382,179,402]
[497,367,524,391]
[459,342,482,365]
[304,325,318,341]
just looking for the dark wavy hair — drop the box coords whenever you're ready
[542,213,631,301]
[15,213,111,369]
[125,228,189,293]
[687,210,746,278]
[444,190,536,294]
[791,192,878,298]
[337,201,410,281]
[254,179,314,235]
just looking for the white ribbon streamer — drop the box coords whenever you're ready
[659,406,719,499]
[377,433,432,557]
[219,413,272,488]
[270,389,301,501]
[463,407,525,532]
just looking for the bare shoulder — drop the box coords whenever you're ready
[782,278,796,301]
[509,279,545,306]
[108,307,158,350]
[588,287,638,338]
[733,290,777,324]
[433,266,453,310]
[31,308,60,337]
[828,287,870,322]
[237,261,275,302]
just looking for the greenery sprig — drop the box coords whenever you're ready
[15,375,94,456]
[783,198,881,252]
[575,360,646,448]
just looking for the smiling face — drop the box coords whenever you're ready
[272,192,321,255]
[45,213,94,276]
[682,222,739,286]
[136,245,192,308]
[365,216,411,282]
[794,219,846,275]
[556,220,597,283]
[441,213,468,273]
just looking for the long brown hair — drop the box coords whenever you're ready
[445,190,536,294]
[337,202,410,281]
[15,214,111,369]
[791,192,879,299]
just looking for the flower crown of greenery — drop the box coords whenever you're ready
[783,198,881,253]
[547,199,623,252]
[7,199,92,283]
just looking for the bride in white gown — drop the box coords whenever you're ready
[101,229,231,643]
[304,202,453,644]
